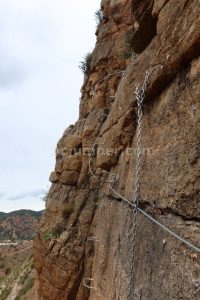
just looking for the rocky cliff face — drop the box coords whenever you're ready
[0,210,42,240]
[33,0,200,299]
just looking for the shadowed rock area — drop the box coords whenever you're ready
[33,0,200,299]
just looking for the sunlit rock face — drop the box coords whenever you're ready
[33,0,200,299]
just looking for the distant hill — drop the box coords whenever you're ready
[0,209,43,240]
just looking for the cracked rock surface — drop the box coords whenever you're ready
[33,0,200,299]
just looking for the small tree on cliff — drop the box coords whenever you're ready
[79,53,92,75]
[94,8,104,25]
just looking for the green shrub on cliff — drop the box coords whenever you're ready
[0,287,11,300]
[79,52,92,75]
[43,231,58,241]
[123,29,135,59]
[15,277,34,300]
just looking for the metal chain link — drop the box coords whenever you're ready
[127,69,152,300]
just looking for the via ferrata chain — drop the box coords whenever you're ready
[127,70,152,300]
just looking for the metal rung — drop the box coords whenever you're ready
[83,278,97,290]
[96,203,105,208]
[87,236,100,242]
[103,174,118,184]
[101,170,109,174]
[110,174,118,183]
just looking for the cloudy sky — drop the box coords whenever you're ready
[0,0,100,212]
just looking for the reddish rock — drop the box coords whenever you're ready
[34,1,200,299]
[60,170,79,186]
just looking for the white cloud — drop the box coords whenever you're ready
[0,0,101,212]
[6,188,44,201]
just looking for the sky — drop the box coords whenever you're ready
[0,0,100,212]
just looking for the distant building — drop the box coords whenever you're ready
[0,242,18,246]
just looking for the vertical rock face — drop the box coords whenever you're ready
[33,0,200,299]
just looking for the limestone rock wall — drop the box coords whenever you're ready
[33,0,200,299]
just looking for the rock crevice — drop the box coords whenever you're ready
[34,0,200,299]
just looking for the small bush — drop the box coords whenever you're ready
[125,29,134,48]
[30,260,35,269]
[94,8,103,25]
[54,222,66,235]
[15,277,35,299]
[0,287,11,300]
[0,276,5,283]
[20,272,28,285]
[123,29,134,59]
[79,53,92,75]
[5,267,11,275]
[43,222,65,241]
[42,187,49,202]
[43,231,58,241]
